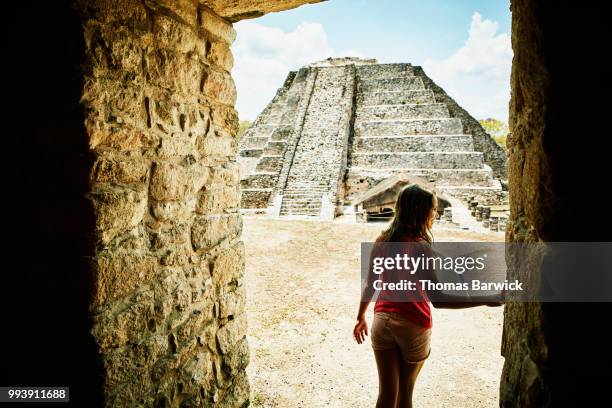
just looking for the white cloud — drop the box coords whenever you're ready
[231,21,360,120]
[423,12,513,122]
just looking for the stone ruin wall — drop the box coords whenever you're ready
[79,0,246,405]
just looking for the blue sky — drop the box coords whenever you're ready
[232,0,512,122]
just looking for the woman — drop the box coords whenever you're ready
[353,184,502,408]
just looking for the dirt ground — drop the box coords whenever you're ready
[242,217,505,407]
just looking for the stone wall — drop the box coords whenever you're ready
[501,0,610,406]
[78,0,248,405]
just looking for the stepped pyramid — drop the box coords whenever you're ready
[238,57,507,218]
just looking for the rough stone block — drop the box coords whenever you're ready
[216,314,247,354]
[146,0,199,27]
[201,68,237,105]
[92,253,158,310]
[90,156,150,184]
[196,185,240,214]
[196,127,237,158]
[211,104,239,136]
[149,162,209,201]
[178,351,214,395]
[217,369,250,408]
[191,214,242,252]
[207,41,233,71]
[222,337,249,377]
[92,289,155,349]
[89,186,148,245]
[211,240,245,287]
[152,13,207,59]
[198,6,236,44]
[87,120,159,150]
[210,161,240,185]
[157,137,199,159]
[145,49,202,96]
[218,285,246,318]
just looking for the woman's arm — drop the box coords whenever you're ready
[419,244,503,309]
[357,243,379,319]
[354,242,380,344]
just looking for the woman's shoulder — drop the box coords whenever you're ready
[400,233,425,243]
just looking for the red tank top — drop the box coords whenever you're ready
[373,235,432,329]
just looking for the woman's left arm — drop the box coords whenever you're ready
[420,243,504,309]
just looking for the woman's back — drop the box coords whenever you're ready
[372,233,432,328]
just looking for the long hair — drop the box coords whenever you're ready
[377,184,436,243]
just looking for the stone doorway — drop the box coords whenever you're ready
[3,1,610,407]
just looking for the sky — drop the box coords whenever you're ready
[231,0,512,123]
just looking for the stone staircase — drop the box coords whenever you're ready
[239,69,314,209]
[279,65,351,216]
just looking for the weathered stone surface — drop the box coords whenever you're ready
[191,214,242,252]
[216,314,247,354]
[211,240,245,287]
[499,1,611,407]
[76,1,253,404]
[222,337,249,377]
[198,6,237,44]
[202,0,325,22]
[91,253,158,310]
[89,186,148,245]
[92,289,155,348]
[149,162,209,201]
[200,68,237,105]
[197,185,241,214]
[219,284,246,318]
[90,155,150,184]
[217,370,250,408]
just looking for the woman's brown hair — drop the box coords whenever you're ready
[377,184,437,243]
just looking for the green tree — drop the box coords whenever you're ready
[479,118,509,150]
[237,120,252,140]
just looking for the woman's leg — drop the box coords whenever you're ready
[396,354,425,408]
[373,348,400,408]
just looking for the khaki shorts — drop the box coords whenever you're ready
[371,311,432,363]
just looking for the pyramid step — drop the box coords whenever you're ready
[255,156,283,172]
[356,64,414,79]
[241,189,272,209]
[352,152,485,169]
[356,118,463,136]
[356,103,449,121]
[282,198,321,207]
[238,148,263,158]
[280,203,321,209]
[361,90,436,106]
[361,77,425,92]
[240,173,278,189]
[279,210,321,216]
[354,135,474,152]
[348,168,496,187]
[239,136,268,149]
[263,141,287,156]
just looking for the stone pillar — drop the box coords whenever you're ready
[502,1,610,406]
[79,0,247,405]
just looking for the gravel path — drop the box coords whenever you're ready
[243,217,505,407]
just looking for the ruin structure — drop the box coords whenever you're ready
[6,0,610,407]
[238,58,507,218]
